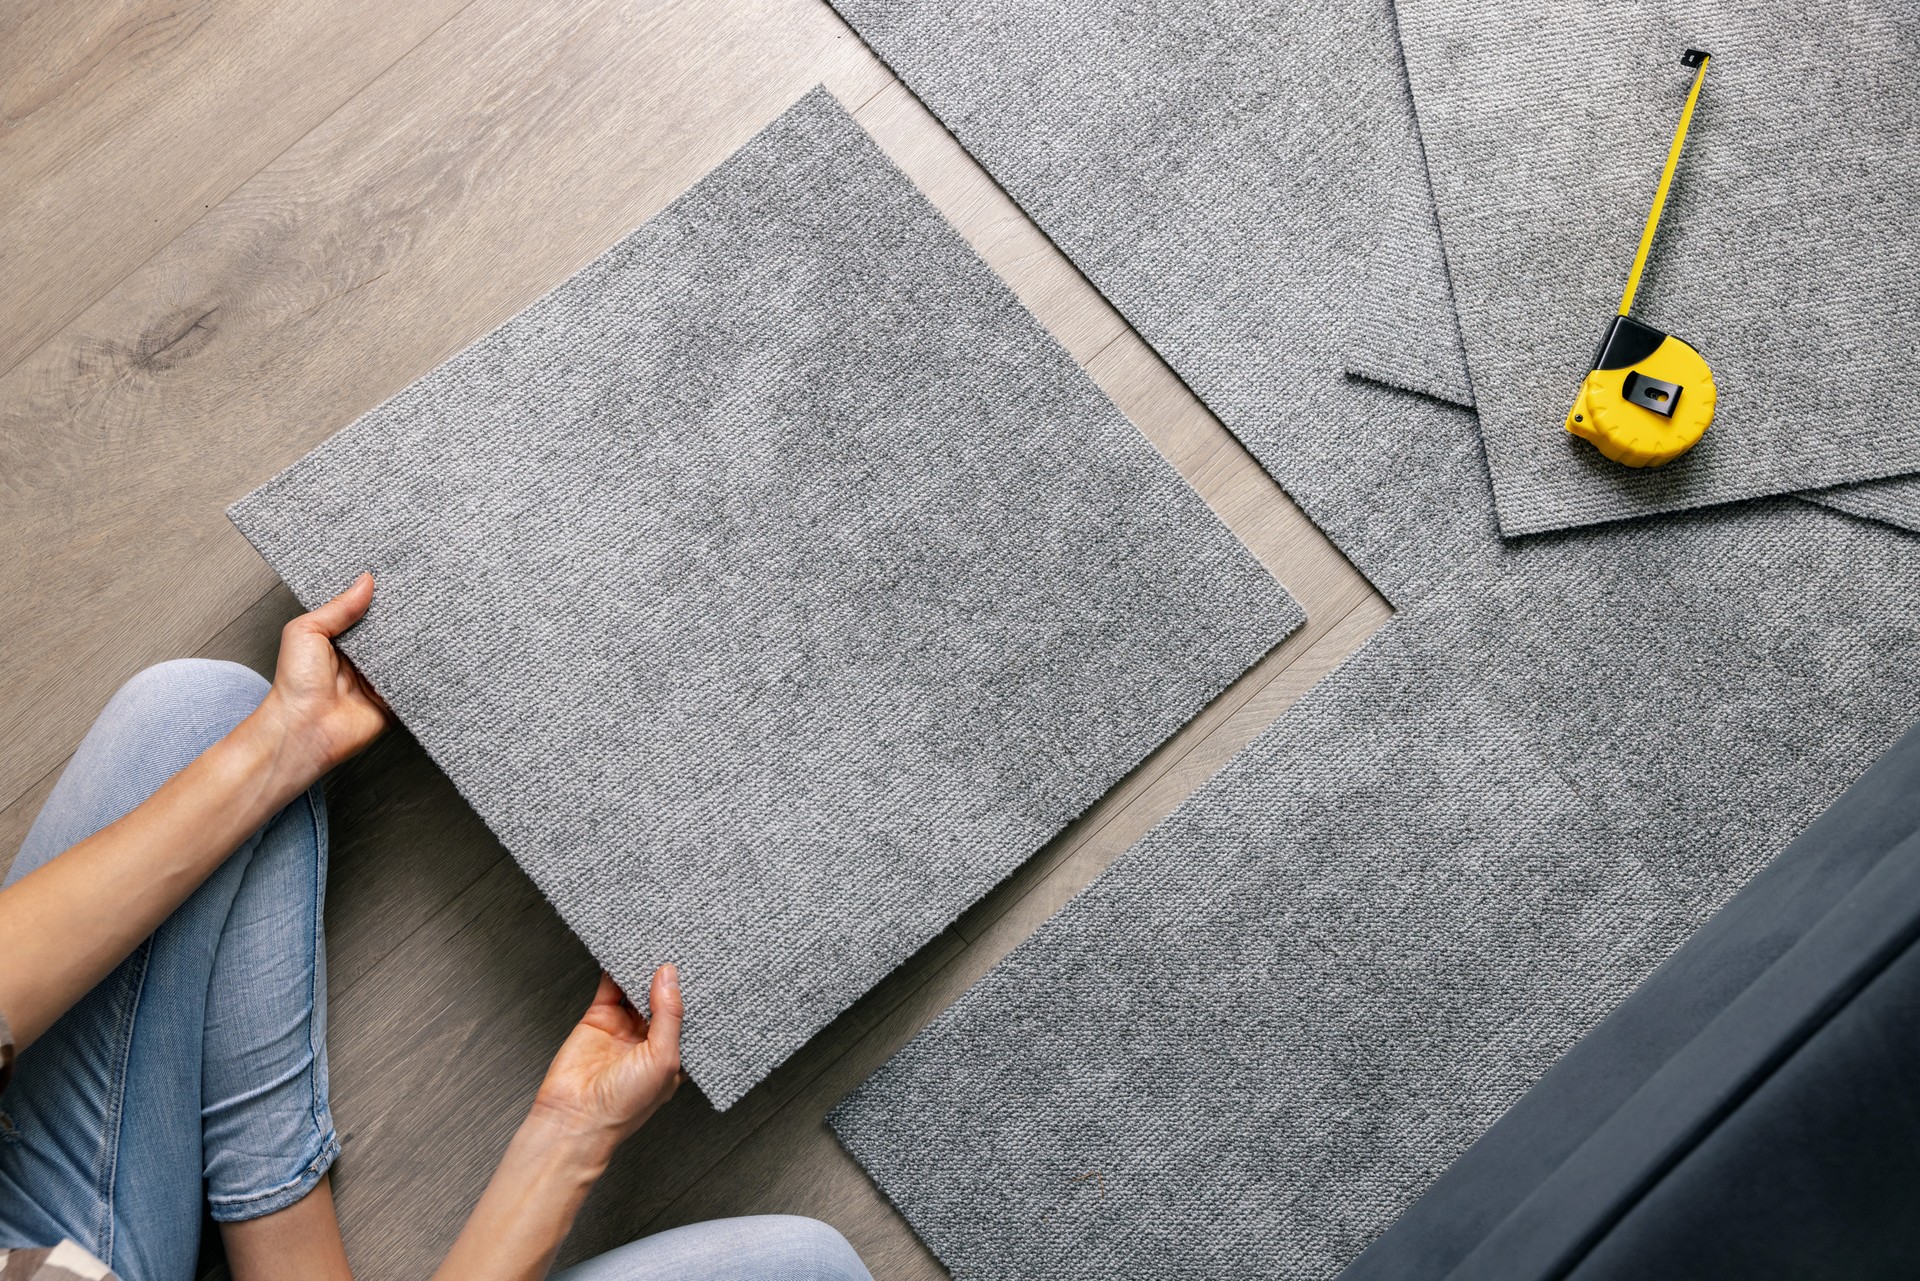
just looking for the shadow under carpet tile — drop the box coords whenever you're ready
[1389,0,1920,536]
[826,0,1491,607]
[832,500,1920,1279]
[226,89,1303,1110]
[1803,472,1920,536]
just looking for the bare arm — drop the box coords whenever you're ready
[0,573,389,1051]
[230,968,686,1281]
[0,570,684,1281]
[430,966,687,1281]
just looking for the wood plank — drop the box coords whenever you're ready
[325,856,599,1270]
[653,1101,949,1281]
[0,583,294,881]
[0,0,892,819]
[322,730,512,998]
[0,0,479,375]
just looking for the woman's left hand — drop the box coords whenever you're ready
[431,966,685,1280]
[251,572,393,786]
[531,966,686,1156]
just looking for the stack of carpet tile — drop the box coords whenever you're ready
[229,0,1919,1274]
[812,1,1920,1277]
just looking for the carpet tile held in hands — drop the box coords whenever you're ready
[228,89,1303,1109]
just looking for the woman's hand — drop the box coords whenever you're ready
[531,966,686,1156]
[0,573,393,1055]
[431,968,685,1281]
[247,572,393,790]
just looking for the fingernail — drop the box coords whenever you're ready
[662,963,680,993]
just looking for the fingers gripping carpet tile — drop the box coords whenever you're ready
[832,499,1920,1279]
[1387,0,1920,536]
[226,89,1304,1109]
[825,0,1493,607]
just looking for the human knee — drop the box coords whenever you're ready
[4,660,276,885]
[114,659,270,735]
[764,1217,871,1280]
[98,659,271,770]
[551,1215,872,1281]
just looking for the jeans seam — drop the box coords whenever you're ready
[303,784,330,1154]
[205,1130,339,1221]
[205,1130,339,1206]
[98,939,152,1267]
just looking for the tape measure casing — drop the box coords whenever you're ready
[1565,315,1716,467]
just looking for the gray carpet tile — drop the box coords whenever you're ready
[1430,500,1920,908]
[227,89,1303,1109]
[1343,5,1920,535]
[1341,7,1477,414]
[1390,0,1920,536]
[1803,474,1920,535]
[827,0,1494,606]
[836,617,1684,1281]
[833,497,1920,1278]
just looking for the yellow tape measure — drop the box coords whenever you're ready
[1565,48,1716,468]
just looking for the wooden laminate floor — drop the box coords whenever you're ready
[0,1,1389,1275]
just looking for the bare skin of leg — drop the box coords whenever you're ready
[220,1176,354,1281]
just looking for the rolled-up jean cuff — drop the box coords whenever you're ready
[206,1130,341,1222]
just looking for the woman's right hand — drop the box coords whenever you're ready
[529,965,686,1157]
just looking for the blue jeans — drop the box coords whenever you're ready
[0,661,872,1281]
[550,1217,873,1281]
[0,660,337,1279]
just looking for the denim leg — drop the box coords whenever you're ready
[201,787,337,1223]
[0,660,335,1281]
[551,1216,876,1281]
